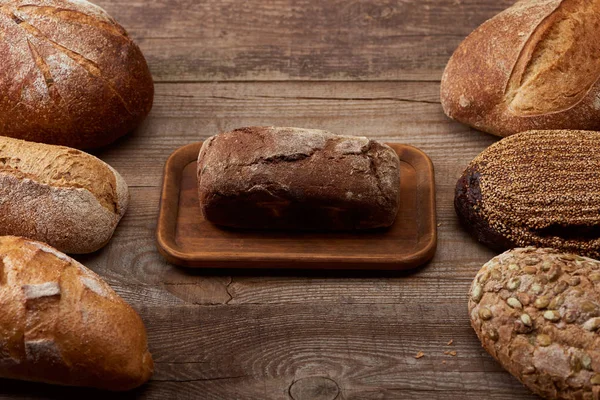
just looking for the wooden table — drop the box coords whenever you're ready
[0,0,540,399]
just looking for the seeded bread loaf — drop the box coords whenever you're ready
[197,127,400,230]
[0,0,153,149]
[455,130,600,258]
[0,136,129,254]
[0,236,153,390]
[469,248,600,399]
[441,0,600,137]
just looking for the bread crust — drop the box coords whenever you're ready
[197,127,400,230]
[0,136,129,254]
[455,130,600,258]
[0,0,153,149]
[441,0,600,136]
[0,236,153,391]
[469,248,600,399]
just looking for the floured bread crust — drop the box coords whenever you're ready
[0,136,129,254]
[441,0,600,136]
[0,0,153,149]
[0,236,153,391]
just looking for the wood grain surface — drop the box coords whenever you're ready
[0,0,541,399]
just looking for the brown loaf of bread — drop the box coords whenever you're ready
[0,236,153,391]
[455,130,600,257]
[469,248,600,400]
[0,0,153,149]
[197,127,401,230]
[441,0,600,137]
[0,136,129,254]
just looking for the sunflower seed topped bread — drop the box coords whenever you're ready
[197,127,400,230]
[0,236,153,390]
[0,136,129,254]
[441,0,600,137]
[0,0,154,149]
[469,248,600,399]
[455,130,600,258]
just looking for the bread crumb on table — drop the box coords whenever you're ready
[447,339,453,346]
[414,351,425,359]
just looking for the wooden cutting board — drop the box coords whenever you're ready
[156,142,437,269]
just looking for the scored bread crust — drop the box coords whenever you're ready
[0,236,153,391]
[469,248,600,399]
[197,126,401,230]
[0,0,154,149]
[455,130,600,258]
[0,136,129,254]
[441,0,600,137]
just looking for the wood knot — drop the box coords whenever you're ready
[289,376,340,400]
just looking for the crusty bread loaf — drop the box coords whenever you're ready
[469,248,600,400]
[455,130,600,258]
[441,0,600,137]
[197,127,400,230]
[0,0,153,149]
[0,236,153,391]
[0,136,129,254]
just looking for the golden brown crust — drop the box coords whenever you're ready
[469,248,600,400]
[0,136,129,254]
[441,0,600,137]
[0,236,153,391]
[455,130,600,258]
[197,126,401,230]
[0,0,153,149]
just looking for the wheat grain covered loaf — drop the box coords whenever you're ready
[469,248,600,400]
[197,127,400,230]
[0,0,153,149]
[0,136,129,254]
[0,236,153,391]
[455,130,600,258]
[441,0,600,137]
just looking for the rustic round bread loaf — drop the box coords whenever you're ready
[455,130,600,258]
[0,136,129,254]
[0,0,153,149]
[469,248,600,400]
[441,0,600,137]
[0,236,153,390]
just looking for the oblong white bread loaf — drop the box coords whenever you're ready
[0,136,129,253]
[0,236,153,390]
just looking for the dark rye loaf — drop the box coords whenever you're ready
[0,0,153,149]
[469,248,600,400]
[455,130,600,258]
[197,127,400,230]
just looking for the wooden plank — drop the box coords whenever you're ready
[94,0,514,81]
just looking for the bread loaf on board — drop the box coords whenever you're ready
[0,236,153,391]
[441,0,600,137]
[0,0,153,149]
[0,136,129,254]
[197,127,400,230]
[455,130,600,258]
[469,248,600,400]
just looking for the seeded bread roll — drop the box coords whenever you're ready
[0,0,153,149]
[469,248,600,400]
[441,0,600,137]
[455,130,600,258]
[0,136,129,254]
[0,236,153,390]
[197,127,400,230]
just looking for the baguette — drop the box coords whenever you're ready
[197,127,400,230]
[0,0,153,149]
[0,136,128,254]
[441,0,600,136]
[0,236,153,391]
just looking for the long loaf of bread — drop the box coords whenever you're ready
[0,236,153,390]
[0,136,128,254]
